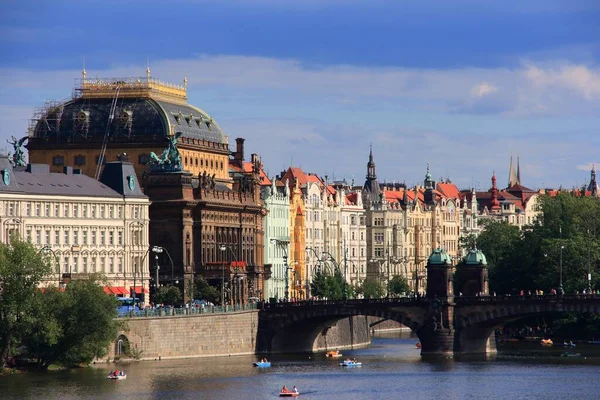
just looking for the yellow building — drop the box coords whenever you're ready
[288,178,307,299]
[27,69,230,187]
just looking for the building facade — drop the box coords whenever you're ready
[0,155,150,296]
[262,178,290,300]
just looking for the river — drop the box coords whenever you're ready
[2,332,600,400]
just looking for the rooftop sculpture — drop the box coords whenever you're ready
[7,136,28,167]
[149,131,183,172]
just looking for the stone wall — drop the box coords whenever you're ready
[311,315,372,352]
[368,318,409,333]
[106,310,258,361]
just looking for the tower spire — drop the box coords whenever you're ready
[508,155,519,187]
[82,56,86,81]
[517,155,521,185]
[588,164,598,198]
[490,171,500,211]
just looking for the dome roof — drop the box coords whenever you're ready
[427,248,453,265]
[463,248,487,265]
[31,76,225,144]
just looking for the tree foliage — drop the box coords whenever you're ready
[310,269,348,300]
[360,277,385,299]
[0,238,121,370]
[23,277,120,369]
[389,275,409,297]
[477,193,600,294]
[194,276,220,304]
[154,285,182,306]
[0,238,51,368]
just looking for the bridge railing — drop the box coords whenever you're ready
[117,303,258,318]
[454,294,600,303]
[259,297,425,309]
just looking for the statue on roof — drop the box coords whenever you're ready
[7,136,28,167]
[149,131,182,172]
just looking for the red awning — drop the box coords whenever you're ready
[103,286,113,295]
[130,286,148,294]
[114,286,128,295]
[231,261,247,268]
[109,287,121,295]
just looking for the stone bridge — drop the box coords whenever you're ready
[257,295,600,356]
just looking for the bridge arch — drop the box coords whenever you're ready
[454,298,600,354]
[258,301,426,353]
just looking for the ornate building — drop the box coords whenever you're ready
[0,154,150,295]
[27,70,230,187]
[25,73,267,303]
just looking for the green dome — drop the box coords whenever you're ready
[427,248,452,265]
[463,248,487,265]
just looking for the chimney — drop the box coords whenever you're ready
[235,138,245,162]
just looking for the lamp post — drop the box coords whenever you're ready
[219,245,227,306]
[306,247,323,299]
[588,229,592,292]
[39,246,60,286]
[558,226,564,296]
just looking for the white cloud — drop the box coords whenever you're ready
[576,163,599,172]
[525,64,600,100]
[470,82,498,98]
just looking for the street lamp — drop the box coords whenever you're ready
[558,226,564,296]
[39,246,60,286]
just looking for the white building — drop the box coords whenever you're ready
[0,155,150,298]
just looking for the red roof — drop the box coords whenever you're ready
[437,183,461,199]
[230,162,272,186]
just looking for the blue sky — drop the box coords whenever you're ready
[1,0,600,189]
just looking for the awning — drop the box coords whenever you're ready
[113,286,128,295]
[130,286,149,294]
[103,286,113,295]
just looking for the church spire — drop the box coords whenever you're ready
[588,164,598,198]
[508,155,519,187]
[363,145,381,204]
[517,155,521,185]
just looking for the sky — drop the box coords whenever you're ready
[1,0,600,190]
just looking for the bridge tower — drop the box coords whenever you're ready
[419,248,456,356]
[457,248,489,296]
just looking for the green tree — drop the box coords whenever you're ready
[22,277,119,369]
[310,270,329,299]
[194,276,220,304]
[361,277,384,299]
[389,275,409,297]
[154,286,182,306]
[0,238,51,369]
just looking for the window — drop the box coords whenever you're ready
[55,230,60,245]
[45,230,50,244]
[8,203,14,216]
[118,258,122,273]
[52,155,64,166]
[83,230,88,245]
[83,257,88,273]
[36,230,41,244]
[100,231,105,245]
[109,258,114,273]
[64,230,69,245]
[45,203,50,216]
[109,231,114,245]
[26,203,31,216]
[64,256,69,271]
[91,231,97,245]
[73,205,78,217]
[133,207,139,219]
[374,247,383,257]
[64,204,69,217]
[91,205,96,218]
[100,205,105,218]
[73,230,79,245]
[55,204,59,217]
[138,153,150,165]
[82,205,88,218]
[117,206,122,219]
[109,206,113,219]
[118,231,123,246]
[73,257,78,273]
[101,258,106,273]
[74,155,86,166]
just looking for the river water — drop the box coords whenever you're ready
[3,332,600,400]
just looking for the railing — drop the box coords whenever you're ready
[117,303,257,318]
[260,294,600,310]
